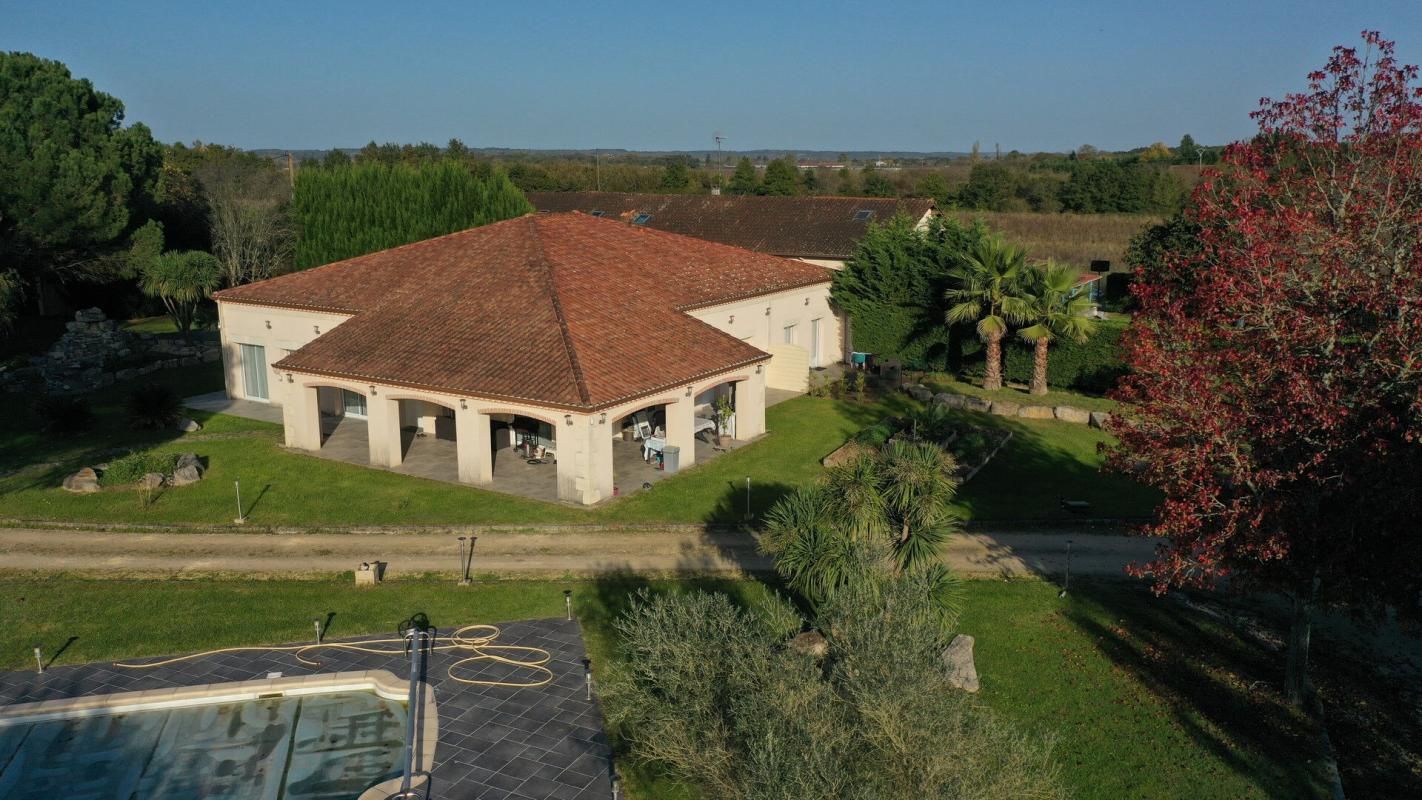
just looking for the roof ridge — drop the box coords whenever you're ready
[526,215,593,406]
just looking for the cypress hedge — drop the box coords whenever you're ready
[292,161,532,268]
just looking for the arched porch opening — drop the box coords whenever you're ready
[391,397,459,481]
[484,411,561,503]
[314,385,371,464]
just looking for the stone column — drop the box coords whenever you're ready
[735,368,767,440]
[284,384,322,451]
[367,393,403,467]
[664,395,697,468]
[454,405,492,484]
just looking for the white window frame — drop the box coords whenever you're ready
[342,389,368,419]
[238,343,269,401]
[782,323,797,345]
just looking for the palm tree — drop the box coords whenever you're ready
[1016,261,1097,395]
[945,236,1031,390]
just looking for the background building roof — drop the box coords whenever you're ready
[526,192,935,260]
[215,213,831,410]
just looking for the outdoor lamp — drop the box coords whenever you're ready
[313,325,320,334]
[728,315,734,324]
[564,414,573,426]
[369,385,377,396]
[598,413,607,425]
[33,645,43,675]
[265,320,272,329]
[459,399,467,410]
[563,589,573,620]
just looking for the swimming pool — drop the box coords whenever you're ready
[0,671,436,800]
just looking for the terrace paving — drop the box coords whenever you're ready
[0,618,612,800]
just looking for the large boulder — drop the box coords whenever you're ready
[936,393,968,409]
[962,397,992,413]
[62,467,100,494]
[989,400,1020,417]
[171,465,203,486]
[1017,405,1055,420]
[941,633,980,693]
[175,417,202,433]
[1089,411,1113,429]
[1054,405,1092,424]
[906,384,933,403]
[171,453,205,486]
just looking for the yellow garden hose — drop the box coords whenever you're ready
[113,623,554,689]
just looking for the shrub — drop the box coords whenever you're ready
[100,450,176,486]
[609,578,1066,800]
[126,384,181,429]
[853,417,898,447]
[33,395,94,434]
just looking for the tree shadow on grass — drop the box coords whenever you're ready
[1063,581,1329,799]
[700,479,795,527]
[946,409,1160,523]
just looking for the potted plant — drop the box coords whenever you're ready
[713,395,736,444]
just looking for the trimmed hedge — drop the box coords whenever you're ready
[966,320,1128,395]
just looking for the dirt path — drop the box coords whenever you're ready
[0,527,1156,578]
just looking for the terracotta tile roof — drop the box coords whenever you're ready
[213,213,832,410]
[526,192,936,260]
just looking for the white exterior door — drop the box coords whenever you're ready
[809,318,822,368]
[239,343,268,400]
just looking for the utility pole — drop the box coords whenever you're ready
[594,151,601,191]
[995,142,1001,160]
[286,152,295,187]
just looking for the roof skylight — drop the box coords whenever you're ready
[853,209,874,221]
[632,213,652,225]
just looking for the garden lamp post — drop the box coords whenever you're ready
[33,645,43,675]
[563,589,573,621]
[1059,539,1074,598]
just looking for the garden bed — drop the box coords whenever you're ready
[825,412,1013,481]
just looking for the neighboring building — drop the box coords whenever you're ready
[526,192,936,270]
[212,212,839,505]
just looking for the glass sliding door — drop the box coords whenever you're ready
[809,318,822,368]
[239,343,268,400]
[342,389,367,418]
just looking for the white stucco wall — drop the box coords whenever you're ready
[217,301,353,407]
[687,282,843,389]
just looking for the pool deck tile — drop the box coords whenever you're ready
[0,617,613,800]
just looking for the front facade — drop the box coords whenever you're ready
[214,213,837,505]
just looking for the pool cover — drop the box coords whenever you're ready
[0,691,406,800]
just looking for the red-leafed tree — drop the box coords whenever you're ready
[1108,32,1422,705]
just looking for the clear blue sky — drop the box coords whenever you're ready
[4,1,1420,153]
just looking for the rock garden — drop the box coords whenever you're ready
[0,307,220,395]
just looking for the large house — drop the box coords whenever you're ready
[212,212,840,505]
[526,192,936,270]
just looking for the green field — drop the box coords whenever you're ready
[0,574,1329,799]
[0,364,1156,526]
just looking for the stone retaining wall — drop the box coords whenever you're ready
[905,384,1113,429]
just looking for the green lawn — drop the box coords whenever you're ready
[0,574,1330,799]
[119,315,180,335]
[0,364,1155,526]
[920,372,1120,413]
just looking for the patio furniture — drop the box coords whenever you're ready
[632,419,653,441]
[850,351,874,370]
[642,436,666,462]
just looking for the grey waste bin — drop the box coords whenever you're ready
[662,445,681,474]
